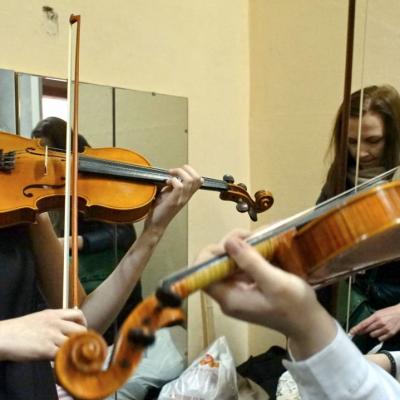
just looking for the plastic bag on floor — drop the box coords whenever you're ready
[158,336,238,400]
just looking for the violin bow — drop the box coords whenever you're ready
[334,0,356,196]
[341,0,372,332]
[327,0,356,322]
[62,14,81,309]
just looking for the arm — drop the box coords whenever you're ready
[285,325,400,400]
[201,234,400,399]
[21,165,200,357]
[366,351,400,381]
[81,165,202,333]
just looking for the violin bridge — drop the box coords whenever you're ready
[0,150,16,172]
[44,145,48,175]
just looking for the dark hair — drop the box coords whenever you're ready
[31,116,90,152]
[324,85,400,196]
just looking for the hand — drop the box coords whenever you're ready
[58,235,84,250]
[350,304,400,341]
[201,232,336,359]
[143,165,203,233]
[0,309,87,362]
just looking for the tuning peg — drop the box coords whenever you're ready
[236,199,249,213]
[248,208,257,222]
[127,328,156,347]
[156,287,182,308]
[237,182,247,191]
[223,174,235,184]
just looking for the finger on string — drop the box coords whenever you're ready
[165,176,184,190]
[169,167,191,183]
[181,164,204,185]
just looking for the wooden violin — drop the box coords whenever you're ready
[0,130,273,227]
[55,177,400,399]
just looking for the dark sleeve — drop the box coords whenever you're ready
[80,222,136,253]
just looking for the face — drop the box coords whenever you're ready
[347,111,385,169]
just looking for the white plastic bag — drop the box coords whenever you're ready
[158,336,238,400]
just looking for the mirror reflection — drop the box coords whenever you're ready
[0,68,188,298]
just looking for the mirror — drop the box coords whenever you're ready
[0,68,188,298]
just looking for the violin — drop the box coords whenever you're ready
[55,177,400,399]
[0,130,273,227]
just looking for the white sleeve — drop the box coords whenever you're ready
[283,323,400,400]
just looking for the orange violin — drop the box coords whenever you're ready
[0,130,273,228]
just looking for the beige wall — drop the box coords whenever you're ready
[3,0,400,365]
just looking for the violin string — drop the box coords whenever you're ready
[8,145,228,189]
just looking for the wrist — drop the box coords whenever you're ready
[289,304,337,360]
[142,224,166,243]
[378,350,397,377]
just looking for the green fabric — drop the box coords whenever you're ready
[78,249,124,294]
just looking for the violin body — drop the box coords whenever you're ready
[1,131,156,227]
[270,181,400,286]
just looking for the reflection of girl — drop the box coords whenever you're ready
[0,124,202,397]
[317,85,400,353]
[32,117,141,345]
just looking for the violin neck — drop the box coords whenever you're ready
[78,155,229,193]
[158,236,277,301]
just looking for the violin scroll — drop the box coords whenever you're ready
[55,295,185,400]
[220,175,273,221]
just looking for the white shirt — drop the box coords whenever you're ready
[283,324,400,399]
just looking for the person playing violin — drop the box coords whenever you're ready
[0,145,203,399]
[200,231,400,399]
[317,84,400,353]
